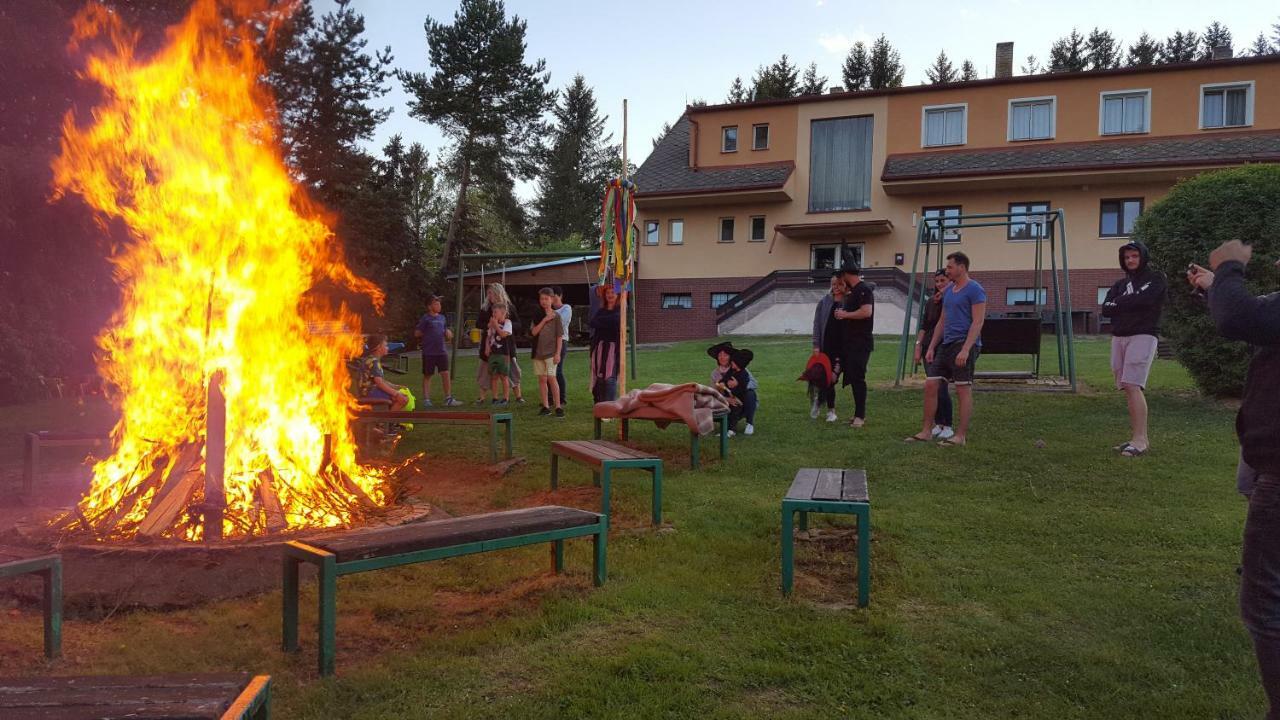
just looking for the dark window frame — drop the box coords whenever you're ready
[807,114,875,213]
[661,293,694,310]
[921,205,963,243]
[749,216,766,242]
[752,123,770,150]
[1099,198,1144,238]
[718,217,735,243]
[711,292,737,309]
[644,220,660,246]
[1005,287,1049,306]
[1008,201,1051,242]
[721,126,739,153]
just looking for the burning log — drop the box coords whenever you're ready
[137,444,203,539]
[256,470,287,533]
[92,454,169,537]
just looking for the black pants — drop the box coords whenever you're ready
[1242,472,1280,719]
[934,379,953,427]
[844,348,871,419]
[821,383,837,410]
[556,339,567,404]
[729,389,758,429]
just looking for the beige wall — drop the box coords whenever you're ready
[690,105,798,168]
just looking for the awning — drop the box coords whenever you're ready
[773,219,894,239]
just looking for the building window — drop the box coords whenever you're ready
[1008,201,1051,241]
[668,219,683,245]
[722,126,738,152]
[1097,287,1110,305]
[1006,287,1048,306]
[1100,90,1150,135]
[922,104,967,147]
[922,205,962,243]
[644,220,659,246]
[1099,198,1143,237]
[752,124,769,150]
[749,216,766,241]
[808,115,874,212]
[1008,97,1055,141]
[719,217,735,243]
[661,293,693,309]
[711,292,737,309]
[1201,82,1254,129]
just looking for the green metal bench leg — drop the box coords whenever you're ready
[23,434,39,499]
[593,525,607,587]
[550,453,559,489]
[690,433,700,470]
[856,506,871,608]
[718,416,729,459]
[592,469,601,487]
[282,556,300,652]
[318,555,337,677]
[600,466,612,517]
[42,559,61,659]
[593,418,602,440]
[622,419,630,441]
[553,540,564,573]
[488,421,498,464]
[798,511,808,533]
[781,504,795,595]
[651,462,663,526]
[504,418,513,459]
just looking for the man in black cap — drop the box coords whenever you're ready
[834,261,874,427]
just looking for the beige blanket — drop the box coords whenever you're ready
[593,382,730,435]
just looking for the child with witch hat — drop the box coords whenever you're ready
[709,341,759,436]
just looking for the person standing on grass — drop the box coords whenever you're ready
[914,269,954,440]
[552,286,571,407]
[834,262,874,428]
[531,287,565,418]
[811,271,847,423]
[1188,239,1280,719]
[589,285,621,402]
[907,251,985,447]
[414,294,462,407]
[485,302,514,405]
[1100,241,1167,457]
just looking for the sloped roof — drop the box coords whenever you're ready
[634,116,793,197]
[882,131,1280,181]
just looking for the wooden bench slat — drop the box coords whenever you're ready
[307,506,600,563]
[356,410,495,422]
[584,440,656,461]
[0,673,252,719]
[785,469,821,501]
[552,440,657,465]
[0,546,55,565]
[841,469,870,503]
[812,468,844,501]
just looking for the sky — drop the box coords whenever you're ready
[319,0,1278,196]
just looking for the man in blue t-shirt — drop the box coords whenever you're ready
[414,294,460,407]
[906,251,986,447]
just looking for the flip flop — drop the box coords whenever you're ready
[937,438,966,448]
[1112,441,1134,452]
[903,434,932,443]
[1120,445,1147,457]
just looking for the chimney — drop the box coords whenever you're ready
[1212,45,1233,60]
[995,42,1014,79]
[829,86,845,94]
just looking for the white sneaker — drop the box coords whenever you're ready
[937,426,955,440]
[727,429,736,437]
[931,424,942,438]
[744,424,754,436]
[825,410,838,423]
[810,398,820,419]
[445,396,463,407]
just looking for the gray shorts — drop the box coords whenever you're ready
[1111,334,1157,389]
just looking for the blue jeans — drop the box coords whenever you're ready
[556,339,567,405]
[934,379,953,427]
[729,389,757,429]
[1242,471,1280,719]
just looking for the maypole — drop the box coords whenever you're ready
[598,100,637,414]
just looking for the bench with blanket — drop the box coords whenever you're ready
[593,383,730,469]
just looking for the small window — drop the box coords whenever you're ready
[752,124,769,150]
[644,220,659,246]
[1100,90,1150,135]
[1201,82,1253,129]
[661,293,693,309]
[1008,97,1055,141]
[922,206,962,243]
[668,219,684,245]
[722,126,738,152]
[1009,201,1051,241]
[749,216,766,241]
[1097,287,1110,305]
[719,217,735,243]
[922,104,966,147]
[711,292,737,309]
[1006,287,1048,306]
[1099,198,1143,237]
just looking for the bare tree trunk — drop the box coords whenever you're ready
[441,146,471,270]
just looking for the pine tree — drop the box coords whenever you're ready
[400,0,554,269]
[925,50,956,84]
[1048,29,1088,72]
[1200,21,1232,60]
[1248,31,1274,56]
[1126,33,1162,66]
[1020,55,1043,75]
[651,121,673,150]
[752,54,800,100]
[799,62,827,95]
[841,41,870,91]
[534,75,615,243]
[1085,28,1122,70]
[1160,30,1199,63]
[868,34,905,89]
[726,76,750,103]
[960,59,978,81]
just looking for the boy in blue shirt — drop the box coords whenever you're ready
[415,295,461,406]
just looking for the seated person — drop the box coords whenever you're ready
[358,334,410,411]
[723,348,758,437]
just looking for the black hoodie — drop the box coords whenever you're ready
[1100,240,1167,337]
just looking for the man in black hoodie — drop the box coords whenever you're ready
[1189,240,1280,719]
[1100,241,1166,456]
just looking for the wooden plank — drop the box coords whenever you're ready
[840,469,870,503]
[257,470,287,533]
[0,673,251,720]
[356,410,491,423]
[812,468,844,501]
[784,468,821,501]
[550,442,607,468]
[590,440,658,461]
[137,445,203,538]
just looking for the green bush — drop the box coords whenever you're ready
[1133,164,1280,397]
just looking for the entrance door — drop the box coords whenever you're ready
[810,243,864,273]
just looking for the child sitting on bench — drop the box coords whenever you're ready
[359,334,410,411]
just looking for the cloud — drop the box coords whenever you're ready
[817,29,871,55]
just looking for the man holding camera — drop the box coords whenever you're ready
[1189,240,1280,718]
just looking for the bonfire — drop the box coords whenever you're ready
[50,0,389,541]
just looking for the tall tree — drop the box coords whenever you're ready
[959,59,978,81]
[400,0,554,269]
[1126,33,1162,66]
[752,54,800,100]
[1248,31,1274,56]
[799,62,827,95]
[925,50,956,84]
[651,120,673,150]
[1048,29,1088,72]
[1200,21,1232,59]
[1160,30,1199,63]
[725,76,750,103]
[841,41,870,91]
[1020,55,1043,75]
[379,136,440,250]
[534,74,615,243]
[867,34,905,89]
[1274,18,1280,50]
[1085,27,1122,70]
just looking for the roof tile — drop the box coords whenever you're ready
[634,116,793,196]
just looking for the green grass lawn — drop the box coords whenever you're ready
[0,335,1262,718]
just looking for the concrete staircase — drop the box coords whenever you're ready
[718,284,912,337]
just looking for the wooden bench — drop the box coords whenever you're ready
[592,408,729,469]
[781,468,871,607]
[0,546,61,659]
[22,431,110,498]
[0,673,271,719]
[283,506,605,676]
[550,440,664,526]
[353,410,514,463]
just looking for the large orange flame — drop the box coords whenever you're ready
[51,0,388,540]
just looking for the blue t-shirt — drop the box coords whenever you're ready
[941,280,987,345]
[416,313,448,356]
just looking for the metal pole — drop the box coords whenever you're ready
[1057,210,1078,392]
[204,370,226,542]
[451,257,465,386]
[618,99,630,403]
[895,219,928,386]
[1033,216,1044,379]
[1046,218,1066,377]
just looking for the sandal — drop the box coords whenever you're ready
[937,438,966,448]
[1112,441,1134,452]
[903,434,932,443]
[1120,445,1147,457]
